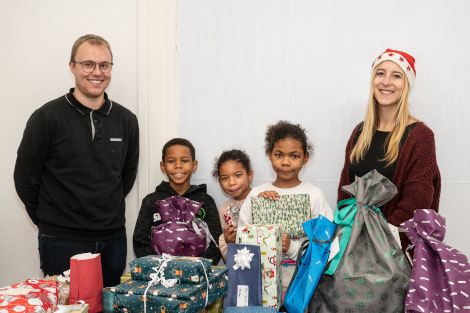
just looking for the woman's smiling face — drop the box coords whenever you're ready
[373,60,405,108]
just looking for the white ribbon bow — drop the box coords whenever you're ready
[233,247,255,270]
[143,254,211,313]
[144,254,178,313]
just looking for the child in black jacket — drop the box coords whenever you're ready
[133,138,222,264]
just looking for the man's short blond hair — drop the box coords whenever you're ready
[70,34,113,62]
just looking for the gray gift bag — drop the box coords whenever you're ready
[309,170,411,313]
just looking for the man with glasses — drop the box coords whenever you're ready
[14,34,139,287]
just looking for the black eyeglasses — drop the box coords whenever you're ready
[73,61,113,73]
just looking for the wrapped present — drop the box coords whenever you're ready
[224,307,277,313]
[251,194,310,238]
[120,272,131,283]
[236,224,282,308]
[284,215,336,313]
[102,288,115,313]
[310,170,411,313]
[0,279,59,313]
[130,255,212,283]
[111,266,228,313]
[224,244,262,307]
[401,209,470,312]
[45,271,70,305]
[224,203,241,227]
[151,197,213,257]
[57,301,89,313]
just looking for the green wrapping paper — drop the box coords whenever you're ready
[251,194,310,238]
[113,276,226,313]
[112,267,227,297]
[129,255,213,283]
[309,170,411,313]
[112,267,228,313]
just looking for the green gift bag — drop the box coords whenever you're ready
[309,170,411,313]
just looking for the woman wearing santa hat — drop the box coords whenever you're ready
[337,49,441,246]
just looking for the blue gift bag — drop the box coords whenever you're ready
[283,215,336,313]
[224,244,263,307]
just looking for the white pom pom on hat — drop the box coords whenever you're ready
[371,49,416,90]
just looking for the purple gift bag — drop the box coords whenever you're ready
[401,209,470,312]
[151,196,209,257]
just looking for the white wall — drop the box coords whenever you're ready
[177,0,470,257]
[0,0,139,286]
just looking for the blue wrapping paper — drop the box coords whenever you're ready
[224,244,263,307]
[284,215,336,313]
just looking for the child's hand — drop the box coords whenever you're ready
[258,190,279,201]
[224,224,237,244]
[282,233,291,253]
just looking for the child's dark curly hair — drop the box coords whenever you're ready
[264,120,313,156]
[212,149,252,178]
[162,138,196,161]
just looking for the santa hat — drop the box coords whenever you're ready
[371,49,416,90]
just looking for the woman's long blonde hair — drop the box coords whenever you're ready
[350,65,412,167]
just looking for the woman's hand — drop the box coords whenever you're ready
[224,224,237,243]
[258,190,279,201]
[282,233,291,253]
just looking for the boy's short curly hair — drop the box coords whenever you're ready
[264,120,313,156]
[212,149,252,178]
[162,138,196,161]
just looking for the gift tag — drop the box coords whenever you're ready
[236,285,249,307]
[328,237,340,262]
[388,223,402,249]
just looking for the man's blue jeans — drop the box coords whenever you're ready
[38,233,127,287]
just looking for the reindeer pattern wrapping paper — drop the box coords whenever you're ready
[111,266,228,313]
[130,255,213,283]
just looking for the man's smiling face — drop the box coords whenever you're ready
[69,42,112,103]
